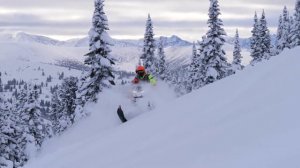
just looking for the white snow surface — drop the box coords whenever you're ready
[0,41,84,85]
[24,47,300,168]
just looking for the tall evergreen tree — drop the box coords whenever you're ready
[187,38,206,92]
[187,42,198,92]
[232,29,244,71]
[250,11,271,64]
[0,101,14,168]
[288,15,294,47]
[51,77,78,134]
[50,90,62,131]
[61,77,78,124]
[201,0,229,84]
[0,101,27,168]
[0,74,3,92]
[259,10,271,59]
[171,66,189,96]
[290,0,300,47]
[276,6,291,53]
[276,14,284,53]
[283,7,291,49]
[78,0,115,104]
[250,12,262,64]
[157,38,167,80]
[141,14,156,74]
[15,87,28,111]
[20,85,53,149]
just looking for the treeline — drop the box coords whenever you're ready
[138,0,300,95]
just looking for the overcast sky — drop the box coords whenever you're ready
[0,0,296,41]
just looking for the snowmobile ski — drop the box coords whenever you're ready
[117,106,127,123]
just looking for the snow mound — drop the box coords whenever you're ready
[24,47,300,168]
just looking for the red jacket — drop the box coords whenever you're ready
[132,74,156,85]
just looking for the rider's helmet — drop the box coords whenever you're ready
[136,66,146,76]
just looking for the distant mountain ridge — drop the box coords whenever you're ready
[0,32,64,46]
[15,32,63,46]
[0,32,192,48]
[0,32,259,49]
[62,34,193,48]
[0,32,191,71]
[0,32,253,70]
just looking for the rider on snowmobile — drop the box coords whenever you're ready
[132,65,157,85]
[117,66,156,123]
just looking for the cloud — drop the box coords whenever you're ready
[0,0,295,40]
[0,0,92,9]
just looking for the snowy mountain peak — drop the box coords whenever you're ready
[64,35,193,48]
[157,35,192,47]
[13,32,62,46]
[0,32,193,48]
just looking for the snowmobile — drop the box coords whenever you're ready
[117,85,154,123]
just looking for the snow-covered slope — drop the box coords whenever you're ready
[0,41,85,83]
[24,47,300,168]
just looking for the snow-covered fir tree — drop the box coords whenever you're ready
[20,85,53,149]
[78,0,115,104]
[50,77,78,134]
[201,0,229,84]
[164,66,175,85]
[276,6,291,53]
[61,77,78,124]
[0,101,14,168]
[15,87,28,112]
[276,14,284,54]
[157,38,167,80]
[74,75,87,122]
[141,14,156,74]
[258,10,272,60]
[11,90,30,162]
[290,0,300,47]
[282,6,291,50]
[232,29,244,71]
[0,100,27,168]
[186,42,198,93]
[50,91,62,132]
[171,66,189,96]
[195,36,207,86]
[250,12,262,64]
[287,14,293,48]
[250,11,271,64]
[187,39,206,92]
[0,74,3,92]
[289,15,294,46]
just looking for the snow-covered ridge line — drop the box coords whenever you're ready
[0,32,191,47]
[0,32,256,49]
[0,33,252,73]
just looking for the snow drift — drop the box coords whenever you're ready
[24,47,300,168]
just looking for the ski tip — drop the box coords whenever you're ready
[117,105,127,123]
